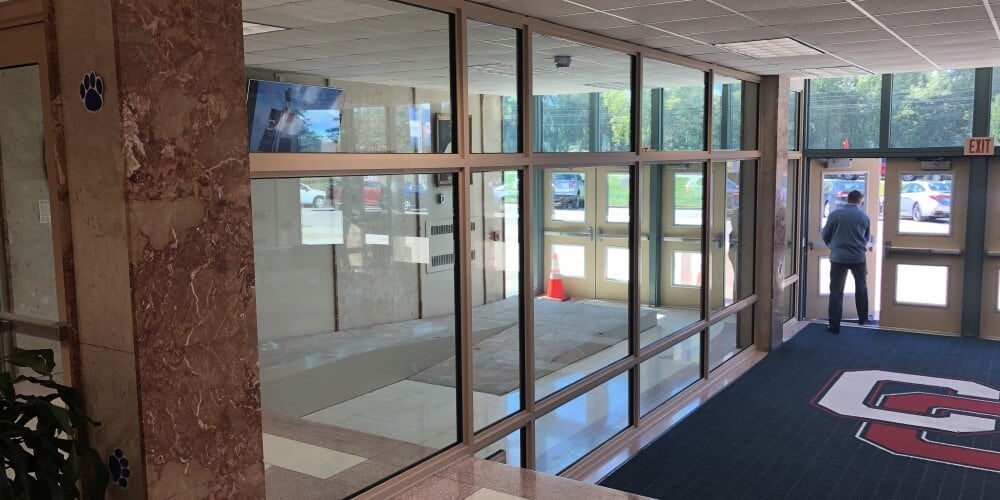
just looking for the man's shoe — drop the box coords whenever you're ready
[826,327,839,334]
[858,319,867,326]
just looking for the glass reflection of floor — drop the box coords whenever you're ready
[260,299,737,486]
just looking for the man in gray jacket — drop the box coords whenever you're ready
[821,190,870,334]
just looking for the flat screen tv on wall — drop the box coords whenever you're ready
[246,80,346,153]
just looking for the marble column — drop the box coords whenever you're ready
[755,75,790,352]
[48,0,263,497]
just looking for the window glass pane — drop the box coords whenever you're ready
[897,173,952,235]
[643,163,704,349]
[253,173,458,497]
[469,21,519,153]
[895,264,948,306]
[788,91,799,150]
[712,76,742,150]
[606,172,629,223]
[532,34,632,152]
[535,372,629,474]
[820,171,867,225]
[642,59,705,151]
[782,160,797,278]
[710,161,756,311]
[708,308,753,371]
[819,257,856,297]
[474,429,522,467]
[243,1,452,153]
[473,171,522,431]
[992,68,1000,140]
[640,335,701,416]
[890,69,975,148]
[672,252,702,287]
[784,284,795,322]
[550,169,587,222]
[535,166,630,401]
[0,64,62,378]
[806,76,881,149]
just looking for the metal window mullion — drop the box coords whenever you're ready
[590,92,601,152]
[705,70,714,153]
[629,162,641,429]
[960,67,993,337]
[879,73,892,149]
[700,160,712,380]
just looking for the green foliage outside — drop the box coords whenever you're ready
[889,70,975,148]
[674,174,702,209]
[807,75,881,149]
[990,68,1000,140]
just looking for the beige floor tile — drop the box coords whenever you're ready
[262,433,366,479]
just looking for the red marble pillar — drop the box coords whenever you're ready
[49,0,263,497]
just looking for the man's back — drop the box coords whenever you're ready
[822,205,870,264]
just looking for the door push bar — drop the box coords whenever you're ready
[544,226,595,241]
[986,250,1000,258]
[883,241,963,258]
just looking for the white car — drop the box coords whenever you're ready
[299,183,327,208]
[900,180,950,221]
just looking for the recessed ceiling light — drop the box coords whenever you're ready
[795,66,873,77]
[243,22,286,36]
[715,37,822,58]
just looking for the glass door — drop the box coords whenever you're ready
[595,167,630,302]
[879,158,966,335]
[659,164,704,311]
[803,159,880,322]
[543,168,596,299]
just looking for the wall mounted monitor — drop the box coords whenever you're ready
[247,79,346,153]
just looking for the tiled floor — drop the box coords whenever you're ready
[392,457,650,499]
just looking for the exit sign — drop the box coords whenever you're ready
[964,136,995,156]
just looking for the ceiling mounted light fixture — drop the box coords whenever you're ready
[715,37,822,58]
[243,22,286,36]
[554,55,572,68]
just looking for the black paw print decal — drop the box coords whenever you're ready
[79,71,104,112]
[108,448,131,489]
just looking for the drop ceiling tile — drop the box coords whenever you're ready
[665,44,728,55]
[551,12,633,31]
[745,3,861,25]
[592,24,669,41]
[918,41,1000,55]
[796,29,893,45]
[639,34,702,48]
[689,26,787,44]
[573,0,684,9]
[244,53,290,65]
[253,46,351,60]
[823,39,909,54]
[467,22,519,42]
[242,0,293,10]
[775,17,881,36]
[907,30,999,47]
[484,0,592,18]
[650,15,763,35]
[712,0,847,13]
[877,6,989,28]
[245,28,344,46]
[852,0,982,16]
[695,52,757,63]
[243,3,381,28]
[607,1,731,23]
[243,38,293,52]
[892,19,995,37]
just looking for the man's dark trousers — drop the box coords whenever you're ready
[828,261,868,332]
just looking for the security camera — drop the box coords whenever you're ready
[554,55,571,68]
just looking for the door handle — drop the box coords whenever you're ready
[884,241,963,257]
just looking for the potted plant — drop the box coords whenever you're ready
[1,348,107,499]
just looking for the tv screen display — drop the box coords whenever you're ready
[247,80,346,153]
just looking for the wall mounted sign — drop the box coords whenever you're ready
[79,72,104,113]
[964,136,995,156]
[108,448,131,489]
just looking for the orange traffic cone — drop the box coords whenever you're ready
[544,253,571,301]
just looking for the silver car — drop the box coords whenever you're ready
[900,180,950,221]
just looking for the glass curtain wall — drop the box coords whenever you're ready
[243,0,764,495]
[806,75,881,149]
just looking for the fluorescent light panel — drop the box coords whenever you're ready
[715,37,822,58]
[243,22,286,36]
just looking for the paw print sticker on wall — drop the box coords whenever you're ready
[79,71,104,112]
[108,448,131,489]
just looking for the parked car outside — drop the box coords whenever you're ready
[821,179,866,217]
[552,172,585,208]
[900,180,951,221]
[323,179,389,210]
[299,183,327,208]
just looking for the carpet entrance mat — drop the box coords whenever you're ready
[599,323,1000,499]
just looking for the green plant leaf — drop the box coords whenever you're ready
[3,348,55,377]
